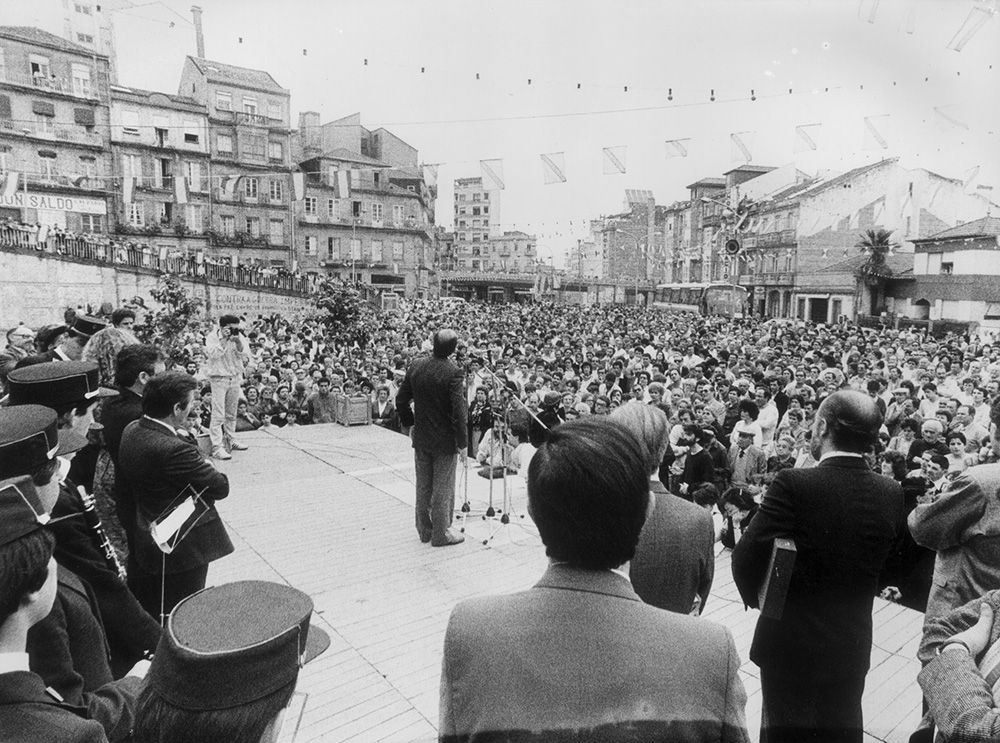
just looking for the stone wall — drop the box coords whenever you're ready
[0,250,314,328]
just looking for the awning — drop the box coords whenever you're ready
[32,100,55,117]
[0,95,11,119]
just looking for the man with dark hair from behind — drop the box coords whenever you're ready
[733,389,904,742]
[396,329,467,547]
[0,477,111,742]
[102,344,165,573]
[440,416,748,742]
[118,371,233,619]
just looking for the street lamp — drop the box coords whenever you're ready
[615,229,643,305]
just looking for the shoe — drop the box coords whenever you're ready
[211,447,232,461]
[419,531,432,544]
[229,441,248,451]
[431,530,465,547]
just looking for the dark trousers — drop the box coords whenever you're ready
[129,563,209,624]
[413,448,456,541]
[760,666,866,743]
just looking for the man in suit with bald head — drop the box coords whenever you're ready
[396,329,467,547]
[733,390,904,743]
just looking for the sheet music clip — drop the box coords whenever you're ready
[151,484,210,555]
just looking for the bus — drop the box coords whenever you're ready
[653,282,748,317]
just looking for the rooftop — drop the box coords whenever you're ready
[686,177,727,189]
[722,165,778,176]
[313,148,391,168]
[794,158,900,199]
[918,216,1000,241]
[186,56,287,95]
[816,252,914,277]
[0,26,104,58]
[110,84,203,112]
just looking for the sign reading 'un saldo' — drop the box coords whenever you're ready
[0,191,107,215]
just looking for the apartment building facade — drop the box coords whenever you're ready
[178,56,293,266]
[0,26,112,234]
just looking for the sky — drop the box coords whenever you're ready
[7,0,1000,265]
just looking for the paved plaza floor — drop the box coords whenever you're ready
[207,422,924,743]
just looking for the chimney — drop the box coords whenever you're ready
[191,5,205,57]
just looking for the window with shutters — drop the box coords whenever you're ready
[304,197,317,216]
[216,133,233,155]
[268,140,283,161]
[392,205,404,223]
[158,202,172,224]
[327,199,336,218]
[242,96,257,115]
[350,238,361,260]
[185,204,204,232]
[268,102,282,121]
[393,241,404,260]
[215,91,232,111]
[304,236,317,255]
[371,203,383,223]
[128,203,144,227]
[246,217,260,238]
[29,54,50,80]
[269,219,283,244]
[243,177,258,201]
[0,150,9,174]
[371,240,383,262]
[71,64,91,97]
[220,215,235,236]
[38,151,57,180]
[81,214,102,232]
[349,169,360,188]
[269,180,283,202]
[327,237,338,260]
[186,162,202,191]
[78,156,96,180]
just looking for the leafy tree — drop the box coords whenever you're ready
[133,274,204,367]
[310,278,369,346]
[854,229,898,315]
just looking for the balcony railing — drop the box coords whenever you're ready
[0,220,312,294]
[207,231,271,248]
[213,110,285,128]
[0,119,104,147]
[2,70,101,101]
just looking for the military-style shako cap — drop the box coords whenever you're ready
[7,360,117,409]
[148,581,331,711]
[70,315,108,339]
[0,405,87,480]
[0,475,49,546]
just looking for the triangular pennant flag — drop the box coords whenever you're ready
[731,132,754,163]
[174,175,188,205]
[221,175,239,199]
[336,170,350,198]
[1,171,19,198]
[794,124,821,152]
[664,139,690,158]
[602,146,627,175]
[934,105,969,131]
[540,152,567,185]
[292,172,305,201]
[871,197,886,225]
[480,159,505,190]
[863,115,890,150]
[70,174,87,188]
[946,5,995,51]
[963,165,981,191]
[421,164,439,188]
[122,175,134,205]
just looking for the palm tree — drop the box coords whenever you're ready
[854,229,898,316]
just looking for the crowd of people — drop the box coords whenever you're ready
[2,292,1000,741]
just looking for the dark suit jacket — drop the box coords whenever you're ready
[101,388,143,466]
[50,481,161,675]
[27,567,141,742]
[0,671,109,743]
[117,417,233,574]
[630,484,716,614]
[732,456,903,677]
[396,355,467,454]
[440,564,749,742]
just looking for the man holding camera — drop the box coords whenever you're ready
[204,315,250,461]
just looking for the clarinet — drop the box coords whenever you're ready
[77,486,128,583]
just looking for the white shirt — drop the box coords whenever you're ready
[0,652,30,674]
[818,450,864,463]
[142,415,177,436]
